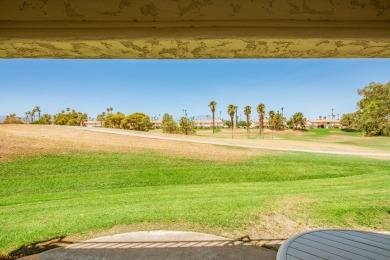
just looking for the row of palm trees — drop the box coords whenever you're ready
[209,101,267,139]
[24,106,41,122]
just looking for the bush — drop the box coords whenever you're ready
[3,114,23,124]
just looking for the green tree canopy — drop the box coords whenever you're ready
[269,112,285,130]
[340,113,359,130]
[54,109,88,126]
[288,112,307,130]
[122,112,152,131]
[237,120,247,128]
[179,117,196,135]
[162,113,179,134]
[355,82,390,136]
[104,112,125,128]
[31,114,51,125]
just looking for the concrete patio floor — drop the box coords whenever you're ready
[23,231,277,260]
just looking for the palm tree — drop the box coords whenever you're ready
[208,101,217,136]
[256,104,265,139]
[35,106,41,119]
[281,107,284,117]
[78,113,88,126]
[234,106,238,128]
[244,106,251,137]
[31,109,36,122]
[109,107,113,114]
[227,104,236,139]
[25,111,30,123]
[61,110,65,114]
[66,107,70,112]
[269,110,275,139]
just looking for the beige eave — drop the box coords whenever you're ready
[1,1,389,59]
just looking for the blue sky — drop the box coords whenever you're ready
[0,59,389,120]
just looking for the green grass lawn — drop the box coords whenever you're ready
[1,151,389,254]
[190,128,390,150]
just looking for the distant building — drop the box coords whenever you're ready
[85,120,104,127]
[250,119,269,128]
[193,119,224,129]
[151,120,162,128]
[307,119,340,128]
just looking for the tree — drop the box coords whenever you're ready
[244,106,251,137]
[224,120,232,128]
[31,114,51,125]
[35,106,41,119]
[31,109,36,122]
[106,107,113,115]
[179,117,195,135]
[97,113,105,126]
[41,114,51,124]
[3,114,23,124]
[78,113,88,126]
[268,110,275,139]
[237,121,247,128]
[256,104,265,139]
[355,82,390,136]
[25,111,31,123]
[288,112,307,130]
[270,112,285,130]
[234,106,238,128]
[122,112,152,131]
[162,113,179,134]
[287,118,294,129]
[208,101,217,136]
[227,104,236,139]
[53,109,88,126]
[340,113,359,130]
[104,112,124,128]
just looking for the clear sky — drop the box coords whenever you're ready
[1,59,389,121]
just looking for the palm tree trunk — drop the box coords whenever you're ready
[231,116,234,139]
[246,115,249,138]
[260,115,263,139]
[212,112,215,136]
[259,117,261,138]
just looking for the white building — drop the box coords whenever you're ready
[193,119,224,129]
[85,120,104,127]
[307,119,341,128]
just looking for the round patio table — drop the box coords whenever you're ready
[277,229,390,260]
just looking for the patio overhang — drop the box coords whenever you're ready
[1,1,389,59]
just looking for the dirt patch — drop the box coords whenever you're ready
[239,196,323,250]
[0,125,276,162]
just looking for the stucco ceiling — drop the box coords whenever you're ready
[0,0,389,58]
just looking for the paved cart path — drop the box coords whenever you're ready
[62,126,390,157]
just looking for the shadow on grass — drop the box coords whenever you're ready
[341,128,359,133]
[5,236,74,259]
